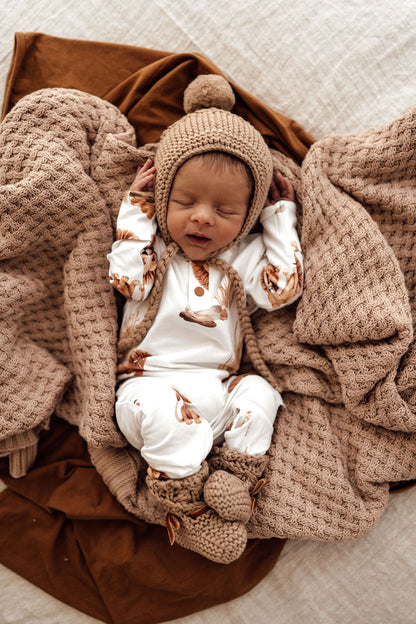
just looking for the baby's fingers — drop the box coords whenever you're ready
[275,172,294,201]
[139,158,154,173]
[131,159,156,191]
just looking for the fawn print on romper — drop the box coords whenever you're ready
[174,390,202,424]
[179,263,231,328]
[110,234,157,301]
[127,191,155,219]
[261,241,303,307]
[117,349,152,376]
[109,192,158,300]
[219,322,243,374]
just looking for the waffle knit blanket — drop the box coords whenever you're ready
[1,88,415,541]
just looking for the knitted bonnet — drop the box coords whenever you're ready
[154,74,273,255]
[118,75,279,392]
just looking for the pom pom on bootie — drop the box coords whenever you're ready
[204,446,269,524]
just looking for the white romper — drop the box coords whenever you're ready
[107,191,303,478]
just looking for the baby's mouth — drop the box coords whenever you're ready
[187,234,211,246]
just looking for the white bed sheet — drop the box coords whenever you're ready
[1,1,415,623]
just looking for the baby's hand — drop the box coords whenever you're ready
[264,172,295,206]
[130,158,156,192]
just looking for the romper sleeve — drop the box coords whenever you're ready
[234,200,304,313]
[107,190,158,302]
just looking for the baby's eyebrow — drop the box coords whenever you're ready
[172,190,194,198]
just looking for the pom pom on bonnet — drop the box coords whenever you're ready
[154,74,273,256]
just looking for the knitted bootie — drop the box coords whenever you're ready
[204,446,269,524]
[146,461,248,564]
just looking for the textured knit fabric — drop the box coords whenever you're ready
[204,470,253,523]
[1,88,416,542]
[154,108,273,251]
[154,74,273,252]
[0,88,136,461]
[204,447,269,523]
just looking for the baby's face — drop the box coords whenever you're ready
[167,157,250,261]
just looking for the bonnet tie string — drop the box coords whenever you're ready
[208,256,280,393]
[117,241,180,358]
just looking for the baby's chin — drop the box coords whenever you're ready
[180,247,212,261]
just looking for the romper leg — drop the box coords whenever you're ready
[203,375,281,524]
[222,374,283,455]
[115,377,213,479]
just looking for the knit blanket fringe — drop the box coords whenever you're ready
[1,88,415,541]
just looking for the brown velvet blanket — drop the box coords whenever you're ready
[0,417,283,624]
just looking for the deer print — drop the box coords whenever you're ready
[179,269,231,327]
[126,191,155,219]
[174,390,202,425]
[110,237,157,300]
[214,274,232,321]
[117,349,152,376]
[116,229,140,241]
[141,245,157,284]
[260,242,303,307]
[227,373,248,393]
[179,305,225,327]
[192,261,209,290]
[109,273,141,300]
[219,322,243,374]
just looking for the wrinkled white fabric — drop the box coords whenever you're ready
[116,371,281,478]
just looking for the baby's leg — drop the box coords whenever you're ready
[115,377,213,479]
[203,374,282,524]
[222,374,283,455]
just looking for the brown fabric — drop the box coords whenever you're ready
[0,418,284,624]
[1,32,313,162]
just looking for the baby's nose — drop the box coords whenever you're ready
[191,204,215,224]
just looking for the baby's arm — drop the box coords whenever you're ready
[107,160,158,302]
[238,173,303,312]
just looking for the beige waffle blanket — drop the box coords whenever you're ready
[1,87,415,541]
